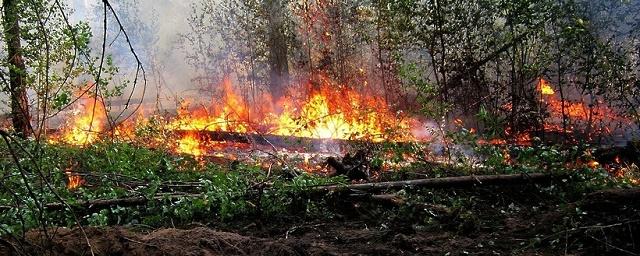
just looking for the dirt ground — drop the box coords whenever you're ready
[3,187,639,255]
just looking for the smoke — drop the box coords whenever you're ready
[69,0,199,113]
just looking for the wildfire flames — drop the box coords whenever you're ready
[484,78,631,145]
[167,77,414,142]
[168,79,250,133]
[57,77,629,154]
[538,79,555,95]
[53,76,419,157]
[272,83,413,141]
[52,89,107,146]
[47,77,639,190]
[537,78,632,139]
[176,132,205,157]
[52,77,633,155]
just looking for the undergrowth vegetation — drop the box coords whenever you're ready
[1,134,635,239]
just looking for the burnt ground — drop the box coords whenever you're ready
[3,185,639,256]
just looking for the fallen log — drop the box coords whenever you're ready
[173,130,406,152]
[581,188,640,212]
[0,173,564,212]
[174,130,251,144]
[0,193,198,212]
[46,128,415,152]
[313,173,564,192]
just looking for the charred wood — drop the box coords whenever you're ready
[327,150,371,181]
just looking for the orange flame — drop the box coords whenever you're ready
[176,132,205,157]
[536,78,629,136]
[271,84,413,142]
[59,90,107,145]
[65,170,84,190]
[51,76,421,157]
[538,78,555,95]
[168,78,250,133]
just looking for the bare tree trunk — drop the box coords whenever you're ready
[434,0,448,102]
[509,23,519,133]
[3,0,31,137]
[265,0,290,100]
[554,35,568,139]
[334,0,345,83]
[376,0,389,103]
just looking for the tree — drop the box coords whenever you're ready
[178,0,639,140]
[1,0,142,139]
[2,0,31,137]
[264,0,290,100]
[181,0,268,100]
[1,0,94,138]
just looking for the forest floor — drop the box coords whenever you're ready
[1,141,639,255]
[16,186,640,256]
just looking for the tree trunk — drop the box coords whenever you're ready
[265,0,289,100]
[3,0,31,137]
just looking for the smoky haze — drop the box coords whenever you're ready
[70,0,200,113]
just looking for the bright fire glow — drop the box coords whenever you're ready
[538,78,555,95]
[479,78,629,146]
[176,133,205,157]
[167,78,250,133]
[160,75,417,156]
[65,170,84,190]
[536,78,628,135]
[58,91,107,145]
[271,83,413,141]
